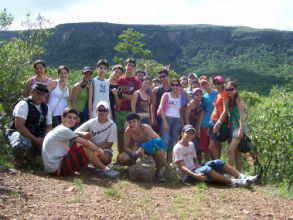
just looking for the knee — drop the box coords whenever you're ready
[101,155,112,165]
[117,153,132,166]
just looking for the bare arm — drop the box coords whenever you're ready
[196,111,205,138]
[176,160,207,181]
[24,78,32,97]
[131,91,139,112]
[150,87,158,125]
[158,93,168,125]
[143,124,160,139]
[74,136,103,156]
[184,102,192,125]
[47,80,57,91]
[236,98,245,138]
[70,84,80,108]
[123,129,135,155]
[88,83,93,118]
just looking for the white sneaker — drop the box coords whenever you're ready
[246,175,258,185]
[102,168,120,178]
[231,178,248,187]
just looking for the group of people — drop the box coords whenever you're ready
[5,57,257,187]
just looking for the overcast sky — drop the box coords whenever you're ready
[1,0,293,31]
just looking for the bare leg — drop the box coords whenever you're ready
[117,152,133,166]
[154,150,165,170]
[235,149,242,172]
[101,151,112,166]
[166,151,172,166]
[203,150,211,161]
[227,138,240,166]
[82,147,106,170]
[222,163,240,178]
[209,170,231,184]
[209,140,221,159]
[117,131,124,153]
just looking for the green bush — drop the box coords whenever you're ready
[247,86,293,187]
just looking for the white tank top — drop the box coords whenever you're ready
[48,81,69,116]
[165,93,181,118]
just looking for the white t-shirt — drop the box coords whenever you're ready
[75,118,117,146]
[48,81,69,116]
[92,78,110,118]
[173,141,197,181]
[165,93,181,118]
[42,125,77,173]
[13,97,52,125]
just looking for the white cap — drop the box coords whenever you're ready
[96,101,110,111]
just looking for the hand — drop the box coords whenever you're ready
[163,122,169,131]
[32,137,43,148]
[94,148,103,158]
[196,173,207,181]
[83,132,93,139]
[111,88,118,95]
[136,147,145,157]
[237,129,244,139]
[196,129,201,138]
[151,117,157,126]
[213,122,220,133]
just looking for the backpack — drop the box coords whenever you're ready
[128,155,156,182]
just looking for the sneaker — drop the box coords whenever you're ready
[102,168,120,178]
[246,175,258,185]
[155,170,165,183]
[231,178,248,187]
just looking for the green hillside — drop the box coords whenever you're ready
[0,22,292,94]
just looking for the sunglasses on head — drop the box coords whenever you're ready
[171,84,180,87]
[97,108,108,113]
[226,88,235,92]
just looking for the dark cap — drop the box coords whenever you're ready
[82,66,93,73]
[32,83,49,94]
[126,112,141,121]
[182,124,196,133]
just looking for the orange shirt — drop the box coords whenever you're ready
[211,91,229,123]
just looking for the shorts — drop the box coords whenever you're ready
[141,138,167,155]
[50,143,89,176]
[199,128,210,151]
[115,111,130,132]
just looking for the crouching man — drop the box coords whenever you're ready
[117,113,167,182]
[75,101,119,178]
[173,124,257,186]
[42,108,110,177]
[5,83,52,167]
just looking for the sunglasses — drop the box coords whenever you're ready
[171,84,180,87]
[98,66,108,70]
[226,88,235,92]
[213,82,223,86]
[127,63,135,67]
[97,109,108,113]
[158,75,166,79]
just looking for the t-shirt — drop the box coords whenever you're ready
[173,141,197,181]
[42,125,77,173]
[75,118,117,146]
[13,97,52,125]
[117,76,141,111]
[92,78,110,117]
[210,91,229,123]
[202,90,218,128]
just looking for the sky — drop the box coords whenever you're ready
[1,0,293,31]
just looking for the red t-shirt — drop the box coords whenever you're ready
[117,76,141,111]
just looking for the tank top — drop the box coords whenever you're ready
[76,86,88,113]
[155,86,171,111]
[48,81,70,116]
[136,93,149,113]
[165,93,181,118]
[31,76,52,88]
[230,104,240,130]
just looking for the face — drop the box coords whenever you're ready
[34,63,46,75]
[127,119,140,130]
[111,68,123,81]
[96,105,109,119]
[97,65,108,75]
[193,91,203,102]
[180,79,188,89]
[171,81,180,92]
[136,72,145,82]
[226,86,236,97]
[142,79,151,90]
[182,130,196,142]
[62,113,78,128]
[200,81,210,90]
[213,81,223,91]
[152,81,160,87]
[82,71,93,82]
[125,62,136,74]
[158,73,168,83]
[191,82,200,89]
[31,91,47,104]
[58,68,69,82]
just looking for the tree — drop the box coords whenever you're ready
[113,28,152,64]
[0,8,13,30]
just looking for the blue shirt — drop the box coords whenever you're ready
[202,90,218,128]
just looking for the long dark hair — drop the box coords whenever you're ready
[227,81,239,108]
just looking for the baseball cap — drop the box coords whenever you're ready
[96,101,110,111]
[182,124,196,133]
[213,76,224,84]
[82,66,93,73]
[32,83,49,94]
[188,73,198,80]
[192,88,203,95]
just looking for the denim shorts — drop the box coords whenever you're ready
[192,159,225,175]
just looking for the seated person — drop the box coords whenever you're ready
[117,113,167,182]
[75,101,119,177]
[5,83,52,167]
[42,108,118,177]
[173,124,257,186]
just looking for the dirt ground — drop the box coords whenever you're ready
[0,166,292,220]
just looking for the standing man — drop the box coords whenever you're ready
[75,101,119,177]
[115,58,141,153]
[5,83,52,167]
[90,59,110,118]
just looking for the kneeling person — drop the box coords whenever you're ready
[42,108,112,177]
[117,113,167,182]
[173,124,257,186]
[75,101,119,177]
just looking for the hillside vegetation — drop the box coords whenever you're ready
[0,22,292,94]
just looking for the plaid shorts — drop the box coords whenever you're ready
[51,143,89,176]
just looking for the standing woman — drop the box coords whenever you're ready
[226,81,247,171]
[131,76,152,124]
[108,65,124,122]
[158,78,183,166]
[208,76,230,159]
[71,66,93,126]
[24,60,52,98]
[47,66,71,128]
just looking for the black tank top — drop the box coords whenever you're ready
[136,93,149,113]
